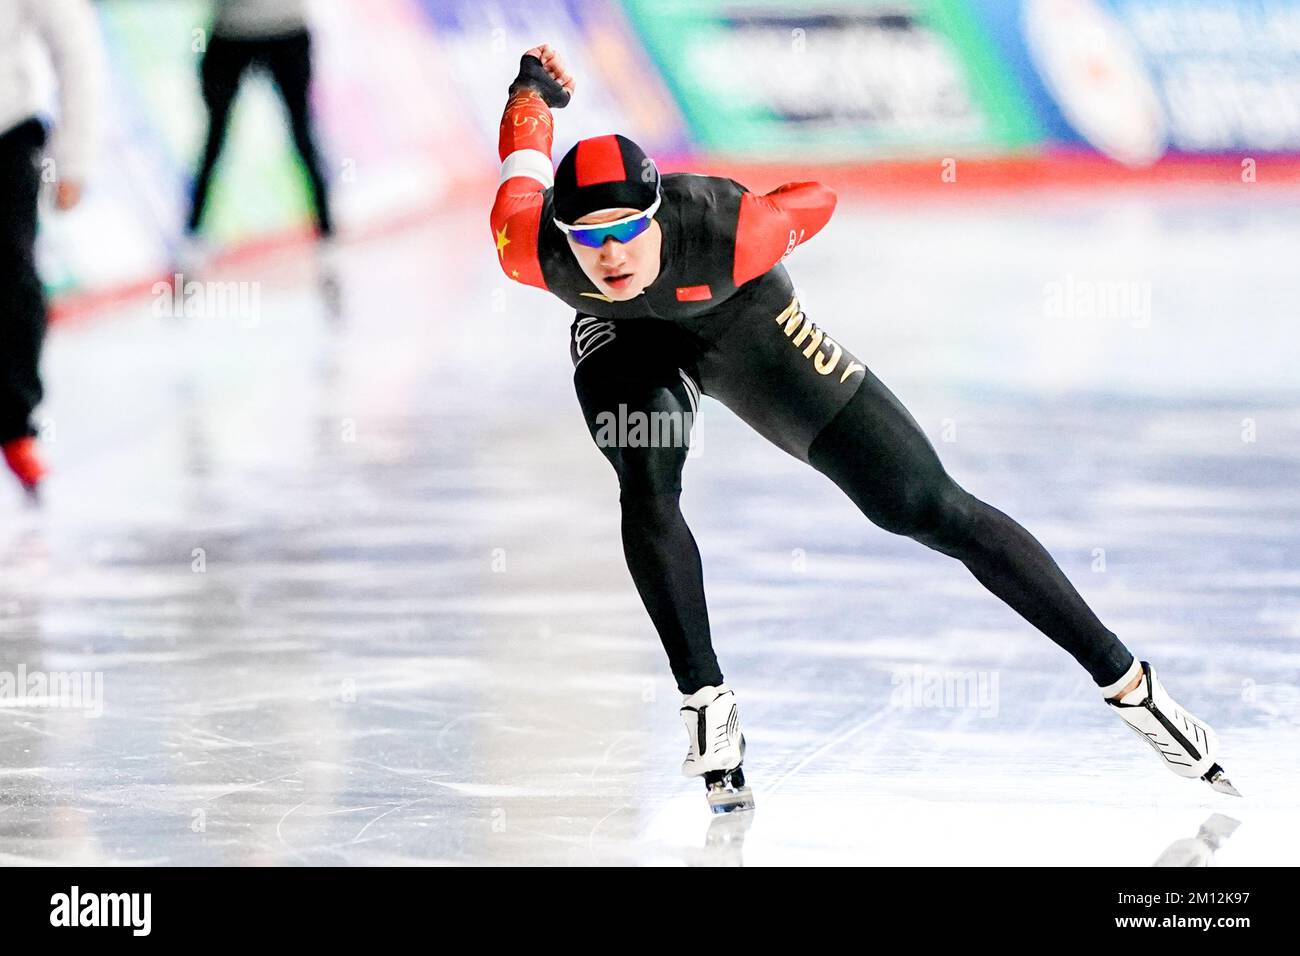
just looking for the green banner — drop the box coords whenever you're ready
[621,0,1041,160]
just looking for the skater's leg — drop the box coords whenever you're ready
[187,36,248,235]
[807,366,1134,687]
[1109,670,1143,699]
[697,285,1224,790]
[691,284,1132,687]
[263,31,334,237]
[0,120,49,445]
[571,317,719,695]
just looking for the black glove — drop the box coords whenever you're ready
[508,54,571,109]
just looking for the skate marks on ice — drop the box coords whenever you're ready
[2,196,1299,864]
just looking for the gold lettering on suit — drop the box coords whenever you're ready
[774,297,864,384]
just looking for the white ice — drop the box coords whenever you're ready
[1,189,1297,865]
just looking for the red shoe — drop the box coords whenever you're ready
[3,436,47,493]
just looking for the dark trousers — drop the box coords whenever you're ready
[571,287,1135,695]
[188,29,333,236]
[0,119,48,444]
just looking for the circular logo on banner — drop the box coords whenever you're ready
[1023,0,1167,166]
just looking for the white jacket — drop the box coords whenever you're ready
[0,0,101,181]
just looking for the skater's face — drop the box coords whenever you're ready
[567,208,662,301]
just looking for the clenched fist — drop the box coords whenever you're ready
[509,43,575,108]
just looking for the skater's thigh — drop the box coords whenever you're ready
[201,37,252,103]
[0,124,43,255]
[261,33,314,110]
[807,362,954,521]
[698,289,868,463]
[571,316,700,495]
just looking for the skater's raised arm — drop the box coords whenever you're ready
[489,45,574,289]
[732,182,837,286]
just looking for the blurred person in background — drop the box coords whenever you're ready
[0,0,101,499]
[185,0,334,258]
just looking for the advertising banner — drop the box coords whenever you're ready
[621,0,1041,160]
[966,0,1300,164]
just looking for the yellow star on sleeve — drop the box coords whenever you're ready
[495,224,511,259]
[511,269,519,278]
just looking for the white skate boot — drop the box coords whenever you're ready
[1105,661,1240,796]
[680,684,754,814]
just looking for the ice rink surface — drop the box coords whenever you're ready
[2,189,1297,865]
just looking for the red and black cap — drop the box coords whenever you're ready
[553,134,660,225]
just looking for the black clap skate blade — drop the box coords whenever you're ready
[704,767,755,814]
[707,786,755,814]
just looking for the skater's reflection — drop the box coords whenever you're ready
[318,250,344,326]
[679,809,753,867]
[1152,813,1241,867]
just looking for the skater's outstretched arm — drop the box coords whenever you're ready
[489,45,574,289]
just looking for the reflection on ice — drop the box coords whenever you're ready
[1153,814,1241,867]
[2,194,1298,864]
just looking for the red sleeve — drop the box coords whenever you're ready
[732,182,837,287]
[489,89,555,290]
